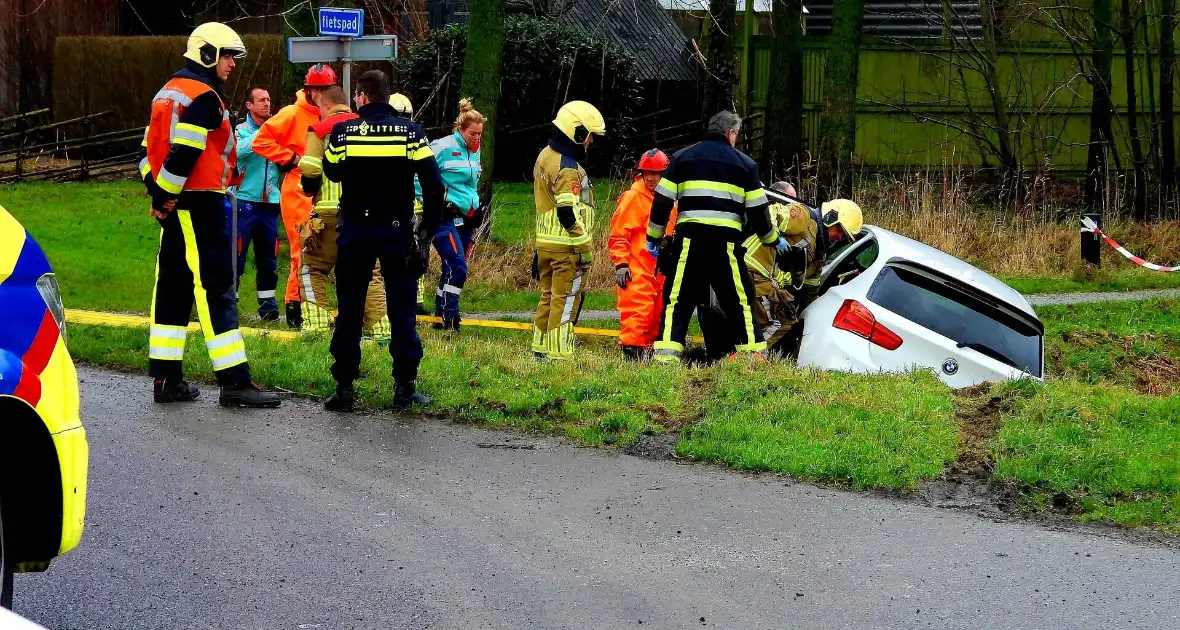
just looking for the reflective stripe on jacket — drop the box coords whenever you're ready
[144,77,235,193]
[533,136,595,253]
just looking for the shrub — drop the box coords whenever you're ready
[395,17,644,179]
[53,35,285,137]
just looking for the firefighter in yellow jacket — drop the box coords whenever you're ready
[296,86,391,340]
[743,182,864,352]
[531,101,606,359]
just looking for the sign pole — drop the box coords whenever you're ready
[342,37,352,96]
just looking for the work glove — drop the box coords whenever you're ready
[531,250,540,282]
[775,236,790,255]
[409,225,430,277]
[646,240,662,259]
[578,250,593,267]
[278,154,301,174]
[615,265,632,289]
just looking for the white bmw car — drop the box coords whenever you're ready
[795,226,1044,387]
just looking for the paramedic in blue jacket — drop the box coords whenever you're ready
[415,98,486,331]
[229,86,283,320]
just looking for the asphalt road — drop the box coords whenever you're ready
[14,368,1180,629]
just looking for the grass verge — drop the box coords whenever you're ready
[992,379,1180,532]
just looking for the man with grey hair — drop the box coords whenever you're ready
[645,110,789,364]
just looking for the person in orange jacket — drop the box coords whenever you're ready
[252,63,337,329]
[608,149,676,361]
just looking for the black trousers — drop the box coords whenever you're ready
[653,235,765,362]
[149,192,250,386]
[329,237,423,385]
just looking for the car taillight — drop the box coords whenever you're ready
[832,299,902,350]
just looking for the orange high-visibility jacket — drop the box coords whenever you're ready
[251,90,320,201]
[144,77,236,193]
[608,178,677,347]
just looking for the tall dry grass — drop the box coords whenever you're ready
[462,171,1180,293]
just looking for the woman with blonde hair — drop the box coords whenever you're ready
[422,98,486,331]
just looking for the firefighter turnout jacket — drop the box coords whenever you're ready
[140,63,236,204]
[533,133,595,254]
[300,104,357,211]
[646,133,776,247]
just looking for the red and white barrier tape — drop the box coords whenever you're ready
[1081,217,1180,272]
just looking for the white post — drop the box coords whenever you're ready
[341,38,352,96]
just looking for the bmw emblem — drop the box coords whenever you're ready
[942,359,959,375]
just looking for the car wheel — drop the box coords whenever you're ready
[0,496,12,609]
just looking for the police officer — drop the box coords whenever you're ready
[320,70,446,411]
[140,22,280,407]
[646,111,784,364]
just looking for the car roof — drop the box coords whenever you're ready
[863,226,1037,317]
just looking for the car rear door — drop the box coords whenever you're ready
[865,260,1044,386]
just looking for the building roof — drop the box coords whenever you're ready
[566,0,697,82]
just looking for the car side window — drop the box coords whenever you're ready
[820,235,879,292]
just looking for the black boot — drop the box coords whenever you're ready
[219,381,282,408]
[324,382,355,412]
[620,345,645,362]
[285,301,303,330]
[415,302,429,316]
[154,378,200,403]
[433,316,461,332]
[392,381,432,408]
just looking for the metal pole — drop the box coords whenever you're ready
[1081,212,1102,268]
[228,190,240,296]
[341,38,352,96]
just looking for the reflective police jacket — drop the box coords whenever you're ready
[646,133,776,247]
[139,62,236,206]
[298,104,357,214]
[322,102,446,241]
[533,132,595,254]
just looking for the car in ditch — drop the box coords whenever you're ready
[794,225,1044,387]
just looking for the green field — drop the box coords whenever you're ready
[4,180,1179,533]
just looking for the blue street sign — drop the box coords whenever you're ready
[318,7,364,38]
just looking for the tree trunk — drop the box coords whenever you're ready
[1142,7,1161,176]
[1085,0,1115,214]
[819,0,863,197]
[1162,0,1177,214]
[283,0,318,99]
[704,0,738,118]
[1124,0,1149,220]
[460,0,506,204]
[764,0,805,179]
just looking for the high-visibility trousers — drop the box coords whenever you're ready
[653,235,765,363]
[532,250,588,358]
[280,181,312,305]
[431,221,470,320]
[149,193,251,386]
[230,200,280,317]
[617,269,664,348]
[298,210,389,336]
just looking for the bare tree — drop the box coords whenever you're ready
[764,0,805,179]
[1123,0,1149,219]
[818,0,864,197]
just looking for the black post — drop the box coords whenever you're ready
[1081,212,1102,268]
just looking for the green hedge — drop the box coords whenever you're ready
[396,17,644,179]
[53,35,285,137]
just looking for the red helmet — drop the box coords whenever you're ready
[637,149,669,173]
[305,64,337,88]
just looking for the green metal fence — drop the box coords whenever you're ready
[736,35,1178,171]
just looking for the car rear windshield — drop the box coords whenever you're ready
[867,261,1043,377]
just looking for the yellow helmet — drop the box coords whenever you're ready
[820,199,864,242]
[553,101,606,142]
[185,22,247,68]
[391,93,414,117]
